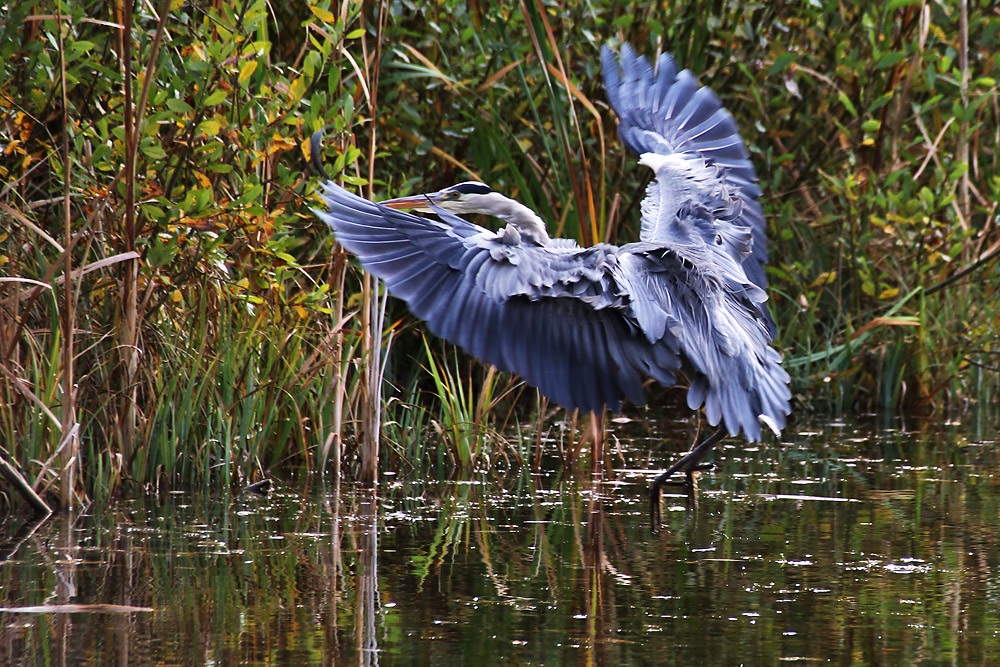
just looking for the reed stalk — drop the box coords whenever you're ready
[118,0,137,470]
[358,1,388,486]
[56,0,78,509]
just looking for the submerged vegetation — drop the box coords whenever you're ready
[1,0,998,505]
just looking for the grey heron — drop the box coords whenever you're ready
[312,44,791,518]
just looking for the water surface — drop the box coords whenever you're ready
[2,418,998,664]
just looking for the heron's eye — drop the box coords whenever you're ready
[715,234,723,246]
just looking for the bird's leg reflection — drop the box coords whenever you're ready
[649,427,727,527]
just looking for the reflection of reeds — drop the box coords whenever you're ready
[4,425,998,663]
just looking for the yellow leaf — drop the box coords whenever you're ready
[309,5,336,22]
[289,76,307,102]
[238,60,258,83]
[293,305,307,319]
[194,170,211,187]
[808,271,837,288]
[879,287,899,300]
[268,134,297,155]
[170,290,183,303]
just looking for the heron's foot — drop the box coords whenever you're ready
[657,462,715,488]
[649,427,728,529]
[650,464,710,529]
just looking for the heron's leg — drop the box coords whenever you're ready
[650,427,728,526]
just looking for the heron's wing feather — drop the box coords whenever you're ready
[601,44,769,294]
[314,182,683,413]
[616,247,791,442]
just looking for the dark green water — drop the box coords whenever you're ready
[2,418,998,665]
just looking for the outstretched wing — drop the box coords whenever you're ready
[601,44,769,297]
[616,243,790,442]
[313,182,683,413]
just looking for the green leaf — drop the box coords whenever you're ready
[948,162,968,183]
[919,186,935,209]
[768,53,796,76]
[611,14,634,28]
[837,91,857,118]
[203,89,227,106]
[142,205,166,222]
[345,28,366,39]
[166,98,194,113]
[141,143,166,160]
[867,91,893,113]
[69,41,96,58]
[341,174,368,186]
[147,237,179,268]
[876,51,907,70]
[197,119,222,136]
[231,184,263,207]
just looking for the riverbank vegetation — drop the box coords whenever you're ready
[2,0,998,506]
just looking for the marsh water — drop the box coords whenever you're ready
[2,416,999,665]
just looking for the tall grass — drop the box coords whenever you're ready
[1,0,372,504]
[416,335,526,471]
[1,0,998,506]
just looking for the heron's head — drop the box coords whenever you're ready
[380,181,552,244]
[379,182,500,216]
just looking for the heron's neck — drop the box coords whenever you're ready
[480,193,551,244]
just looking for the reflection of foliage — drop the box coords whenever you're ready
[1,0,999,496]
[2,425,998,663]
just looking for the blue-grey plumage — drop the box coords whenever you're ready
[311,45,790,450]
[600,44,771,327]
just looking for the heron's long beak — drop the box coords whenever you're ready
[379,193,439,211]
